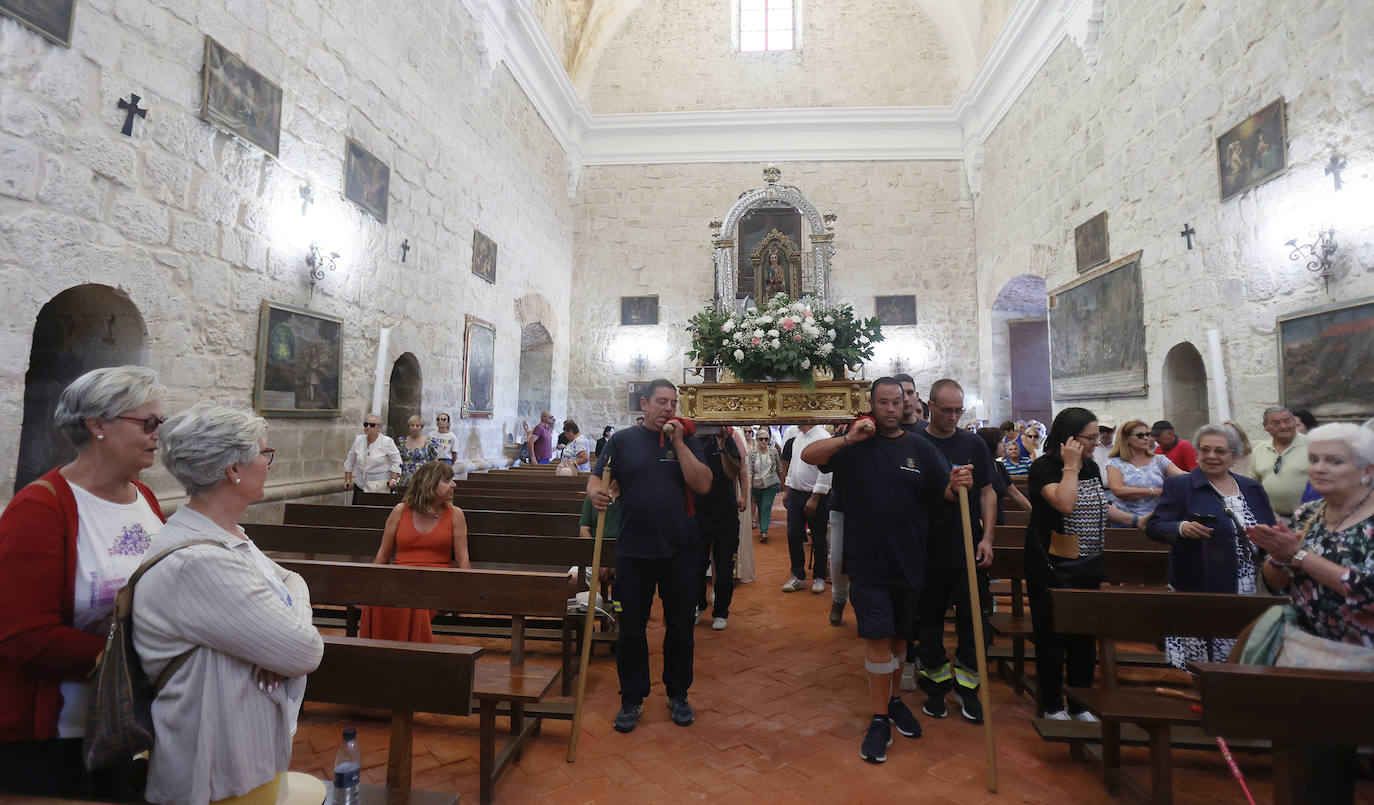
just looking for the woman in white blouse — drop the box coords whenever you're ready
[134,403,323,805]
[343,413,401,503]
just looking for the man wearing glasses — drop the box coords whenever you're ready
[523,411,556,465]
[1251,407,1310,523]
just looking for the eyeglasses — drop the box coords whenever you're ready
[114,414,166,434]
[363,422,380,428]
[1075,432,1100,441]
[1198,446,1232,456]
[260,448,276,466]
[934,405,965,416]
[1273,455,1283,474]
[436,417,449,422]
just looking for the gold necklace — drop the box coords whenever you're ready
[1326,488,1374,531]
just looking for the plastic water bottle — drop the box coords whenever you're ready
[332,727,361,805]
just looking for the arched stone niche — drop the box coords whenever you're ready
[387,352,423,439]
[16,285,148,491]
[517,322,553,422]
[990,274,1050,423]
[1163,342,1209,442]
[711,165,835,311]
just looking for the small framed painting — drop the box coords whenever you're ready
[0,0,74,46]
[1217,98,1287,201]
[1074,211,1110,273]
[875,295,917,326]
[471,229,497,283]
[627,381,650,413]
[253,301,343,417]
[621,296,659,326]
[202,37,282,156]
[462,315,496,419]
[344,138,389,223]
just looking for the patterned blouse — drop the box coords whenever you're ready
[1106,454,1176,518]
[397,437,441,485]
[1288,501,1374,647]
[1065,475,1109,556]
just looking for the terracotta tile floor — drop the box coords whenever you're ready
[290,508,1368,804]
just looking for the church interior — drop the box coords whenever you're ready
[2,0,1373,801]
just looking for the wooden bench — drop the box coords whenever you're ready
[355,491,584,513]
[285,503,580,536]
[1192,661,1374,805]
[1049,589,1282,803]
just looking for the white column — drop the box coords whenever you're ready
[371,327,391,416]
[1206,329,1230,422]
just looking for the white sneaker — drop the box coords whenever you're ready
[712,617,727,630]
[899,663,917,692]
[1044,709,1071,721]
[1071,710,1099,723]
[782,577,805,592]
[811,577,826,594]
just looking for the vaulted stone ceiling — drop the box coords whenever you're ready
[532,0,1019,99]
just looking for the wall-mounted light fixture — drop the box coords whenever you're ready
[306,242,339,299]
[1285,228,1337,291]
[299,184,314,216]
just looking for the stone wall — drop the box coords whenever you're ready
[975,0,1374,432]
[567,160,978,429]
[584,0,960,113]
[0,0,573,503]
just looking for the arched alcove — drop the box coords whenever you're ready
[517,323,553,422]
[387,353,422,439]
[1163,342,1209,441]
[16,285,148,491]
[991,274,1050,424]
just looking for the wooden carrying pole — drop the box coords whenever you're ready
[958,486,999,792]
[567,461,611,762]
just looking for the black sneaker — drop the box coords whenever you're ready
[860,716,892,764]
[922,693,948,719]
[958,690,984,724]
[613,703,643,733]
[668,695,695,726]
[887,697,922,738]
[828,599,845,626]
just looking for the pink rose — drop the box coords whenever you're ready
[782,318,796,330]
[751,337,761,345]
[804,310,813,318]
[792,334,802,341]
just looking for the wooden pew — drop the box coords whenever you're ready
[355,491,584,513]
[1192,662,1374,805]
[464,473,588,490]
[1048,589,1282,803]
[285,503,579,536]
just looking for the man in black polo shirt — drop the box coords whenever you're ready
[913,378,996,723]
[802,378,972,764]
[894,373,927,431]
[589,379,712,733]
[695,427,746,630]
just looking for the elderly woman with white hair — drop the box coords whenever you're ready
[1147,423,1277,668]
[1247,422,1374,670]
[0,366,166,798]
[133,403,323,805]
[343,413,400,503]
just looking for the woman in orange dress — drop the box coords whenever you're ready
[359,461,470,641]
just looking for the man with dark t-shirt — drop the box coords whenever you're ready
[589,379,712,733]
[803,378,972,764]
[912,379,996,724]
[695,428,747,630]
[894,373,927,432]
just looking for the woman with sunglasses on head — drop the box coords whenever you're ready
[1106,419,1186,522]
[0,366,167,798]
[343,414,400,504]
[748,429,783,542]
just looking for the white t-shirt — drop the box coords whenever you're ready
[58,482,163,737]
[432,430,458,462]
[560,434,593,472]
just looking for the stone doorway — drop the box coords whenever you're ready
[517,323,553,425]
[1163,342,1208,442]
[16,285,149,491]
[992,274,1050,424]
[387,352,422,440]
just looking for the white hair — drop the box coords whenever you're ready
[1193,423,1243,456]
[1306,423,1374,469]
[160,403,267,496]
[53,365,166,448]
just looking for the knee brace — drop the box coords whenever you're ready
[864,655,900,674]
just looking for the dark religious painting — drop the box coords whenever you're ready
[202,37,282,156]
[344,138,389,223]
[462,315,495,419]
[1217,98,1287,201]
[1048,251,1147,400]
[1074,211,1110,273]
[875,295,917,326]
[627,381,650,413]
[737,207,803,300]
[620,296,658,326]
[471,229,497,283]
[0,0,74,46]
[253,301,342,417]
[1277,297,1374,421]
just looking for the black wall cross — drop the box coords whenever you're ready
[117,94,147,136]
[1180,223,1196,250]
[401,239,410,262]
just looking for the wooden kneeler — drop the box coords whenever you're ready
[958,486,999,792]
[567,460,611,762]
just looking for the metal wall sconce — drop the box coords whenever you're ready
[306,243,339,299]
[1286,229,1337,291]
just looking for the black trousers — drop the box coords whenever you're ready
[697,514,740,618]
[915,565,979,696]
[1028,572,1099,714]
[614,549,697,707]
[0,738,146,800]
[784,488,829,580]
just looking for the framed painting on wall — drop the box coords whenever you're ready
[253,301,342,417]
[875,295,917,326]
[1217,98,1287,201]
[1048,250,1147,400]
[1277,296,1374,421]
[627,381,650,413]
[471,229,497,283]
[462,315,495,419]
[202,37,282,156]
[1074,211,1110,273]
[0,0,74,46]
[344,138,389,223]
[620,296,659,326]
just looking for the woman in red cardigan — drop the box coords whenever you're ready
[0,366,167,798]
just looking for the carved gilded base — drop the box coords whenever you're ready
[679,381,870,425]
